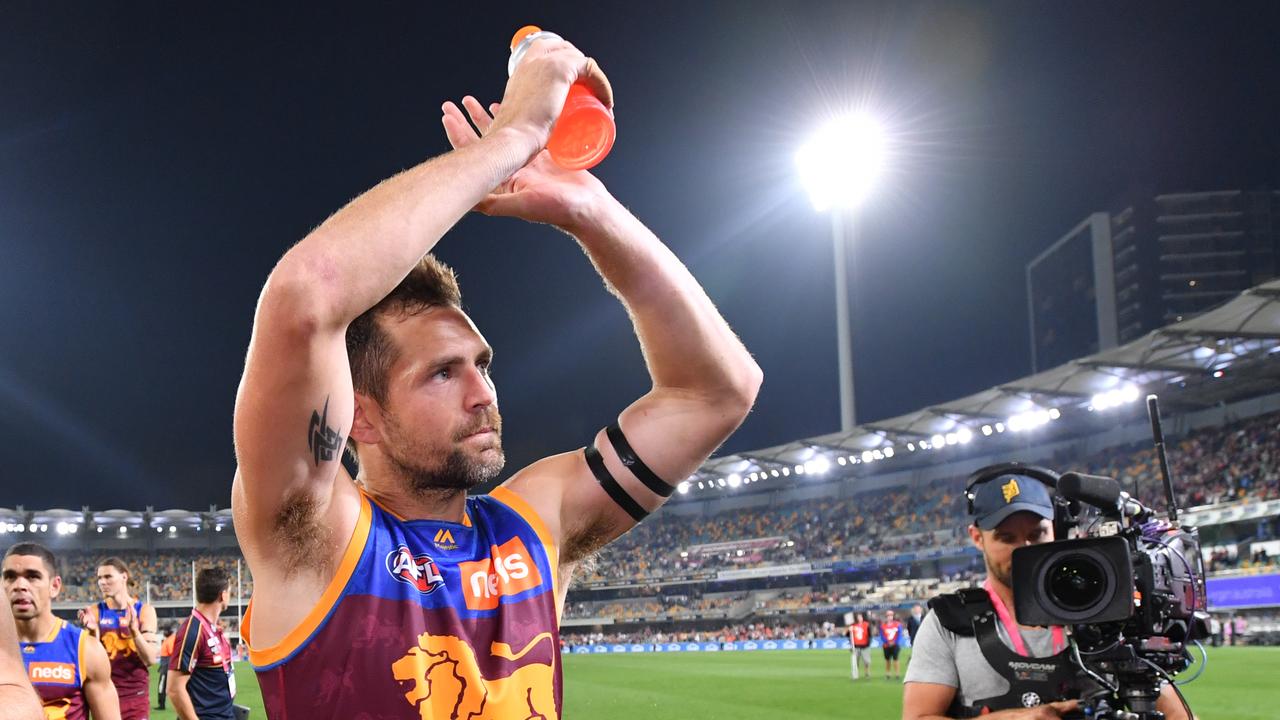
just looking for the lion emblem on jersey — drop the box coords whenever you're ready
[390,631,556,719]
[101,630,137,660]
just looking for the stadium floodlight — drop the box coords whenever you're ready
[837,456,847,466]
[677,482,690,495]
[883,446,894,458]
[728,474,742,488]
[1091,384,1141,411]
[781,467,790,477]
[861,450,873,463]
[1213,369,1224,378]
[981,425,993,436]
[1048,407,1061,420]
[995,422,1005,433]
[771,469,780,478]
[96,526,103,533]
[944,432,958,446]
[155,526,162,534]
[717,478,727,488]
[1007,408,1053,432]
[957,427,974,444]
[930,434,945,448]
[796,113,888,432]
[796,114,887,212]
[39,524,47,533]
[907,443,915,452]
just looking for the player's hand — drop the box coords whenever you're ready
[442,96,611,230]
[78,606,99,637]
[124,603,140,635]
[483,38,612,152]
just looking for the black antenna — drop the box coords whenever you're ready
[1146,394,1179,522]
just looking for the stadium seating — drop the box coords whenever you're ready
[42,409,1280,612]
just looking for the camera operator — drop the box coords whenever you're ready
[902,471,1190,720]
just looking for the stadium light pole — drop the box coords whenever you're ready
[796,114,886,432]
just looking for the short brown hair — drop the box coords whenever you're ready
[345,254,462,404]
[195,566,230,604]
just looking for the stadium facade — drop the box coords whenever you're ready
[1029,188,1280,372]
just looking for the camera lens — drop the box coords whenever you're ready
[1045,554,1107,611]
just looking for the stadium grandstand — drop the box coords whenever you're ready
[4,279,1280,651]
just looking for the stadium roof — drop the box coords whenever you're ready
[688,277,1280,493]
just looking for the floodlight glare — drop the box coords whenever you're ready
[796,114,887,211]
[981,425,993,436]
[883,446,894,458]
[811,456,831,474]
[837,456,848,466]
[861,450,874,463]
[957,427,974,444]
[678,482,690,495]
[728,474,742,488]
[931,434,945,448]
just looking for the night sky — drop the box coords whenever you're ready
[3,2,1278,509]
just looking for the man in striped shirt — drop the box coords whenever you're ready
[166,569,233,720]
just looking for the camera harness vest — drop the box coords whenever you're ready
[928,582,1076,718]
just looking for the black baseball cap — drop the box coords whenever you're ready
[970,474,1055,530]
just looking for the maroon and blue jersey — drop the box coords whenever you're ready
[173,609,235,720]
[19,618,88,720]
[95,600,150,704]
[244,487,562,719]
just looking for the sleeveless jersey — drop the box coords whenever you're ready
[96,600,150,700]
[19,618,88,720]
[244,487,562,719]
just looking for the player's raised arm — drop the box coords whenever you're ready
[441,98,762,566]
[231,40,601,561]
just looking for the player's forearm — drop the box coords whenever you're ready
[567,197,762,404]
[133,633,158,666]
[263,127,539,331]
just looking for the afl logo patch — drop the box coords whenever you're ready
[386,545,445,594]
[1021,692,1041,707]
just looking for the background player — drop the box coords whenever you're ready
[166,569,234,720]
[79,558,158,719]
[4,543,121,720]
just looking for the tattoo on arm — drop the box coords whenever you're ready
[308,396,343,466]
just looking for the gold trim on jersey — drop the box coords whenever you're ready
[244,492,373,666]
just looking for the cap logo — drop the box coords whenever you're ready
[1002,478,1020,503]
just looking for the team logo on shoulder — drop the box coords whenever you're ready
[386,545,445,594]
[433,528,459,552]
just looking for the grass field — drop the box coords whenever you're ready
[145,646,1277,719]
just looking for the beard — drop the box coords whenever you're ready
[382,410,506,494]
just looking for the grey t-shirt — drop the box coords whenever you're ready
[904,609,1059,708]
